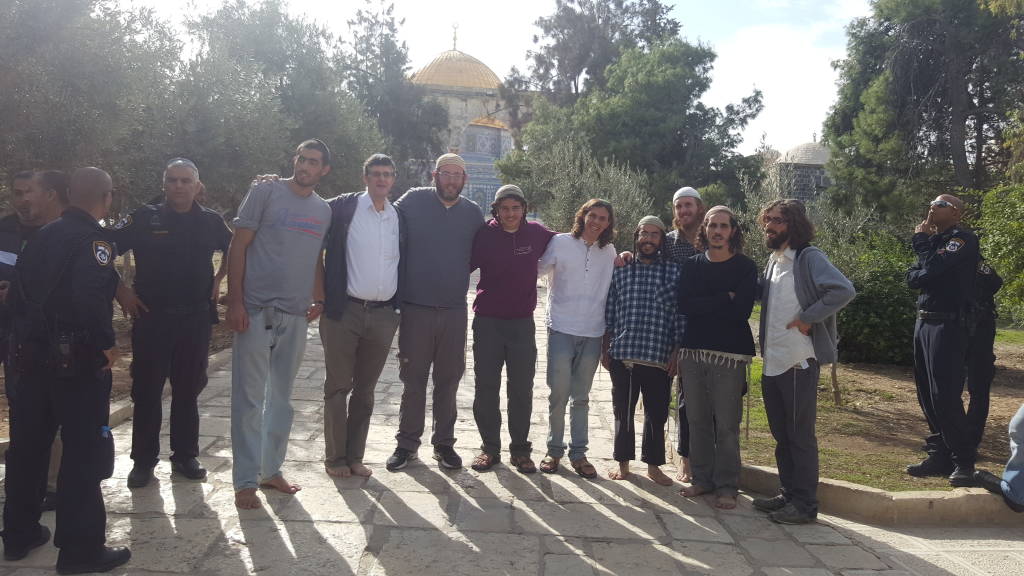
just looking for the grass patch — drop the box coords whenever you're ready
[996,327,1024,345]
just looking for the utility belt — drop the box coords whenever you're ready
[917,310,957,321]
[47,324,92,379]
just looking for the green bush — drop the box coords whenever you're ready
[837,234,917,365]
[980,184,1024,326]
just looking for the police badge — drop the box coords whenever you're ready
[93,241,113,266]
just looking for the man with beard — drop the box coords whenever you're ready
[752,199,854,524]
[538,199,617,479]
[109,158,232,489]
[667,186,704,483]
[602,215,679,486]
[3,167,131,572]
[469,185,555,474]
[227,140,332,509]
[676,206,757,509]
[905,194,982,486]
[386,153,484,472]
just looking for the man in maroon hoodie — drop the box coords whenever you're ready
[469,185,555,473]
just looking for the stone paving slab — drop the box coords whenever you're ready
[2,286,1024,575]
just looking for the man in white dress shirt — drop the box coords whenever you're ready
[318,154,404,478]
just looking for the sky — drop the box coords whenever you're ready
[128,0,873,155]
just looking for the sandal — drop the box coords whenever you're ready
[570,458,598,479]
[539,455,560,474]
[471,452,499,472]
[509,455,537,474]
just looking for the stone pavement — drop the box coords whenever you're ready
[3,295,1024,575]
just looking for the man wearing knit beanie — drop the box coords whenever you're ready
[468,184,556,474]
[602,215,680,487]
[386,152,484,472]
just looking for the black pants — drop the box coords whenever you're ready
[3,347,114,554]
[130,310,211,467]
[472,316,536,457]
[966,314,996,448]
[762,361,820,514]
[609,360,670,466]
[913,319,975,466]
[675,372,691,458]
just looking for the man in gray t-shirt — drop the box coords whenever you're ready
[227,139,332,510]
[386,153,484,472]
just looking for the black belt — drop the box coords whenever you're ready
[917,310,957,321]
[347,296,390,309]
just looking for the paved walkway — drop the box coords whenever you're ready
[4,293,1024,575]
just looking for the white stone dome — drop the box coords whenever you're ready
[779,142,830,166]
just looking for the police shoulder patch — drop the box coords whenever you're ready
[113,215,132,230]
[93,241,113,266]
[945,238,964,253]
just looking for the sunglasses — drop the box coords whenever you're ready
[929,200,955,209]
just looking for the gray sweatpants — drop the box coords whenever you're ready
[681,354,746,496]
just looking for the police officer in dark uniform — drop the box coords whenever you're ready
[109,158,232,488]
[2,167,130,573]
[965,257,1003,449]
[906,193,981,486]
[1,171,42,356]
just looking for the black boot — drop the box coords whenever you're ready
[56,545,131,574]
[948,464,977,487]
[906,454,954,478]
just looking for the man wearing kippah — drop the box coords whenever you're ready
[468,185,555,474]
[602,215,680,486]
[667,186,705,483]
[386,153,485,472]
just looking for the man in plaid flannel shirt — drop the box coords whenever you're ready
[602,215,681,487]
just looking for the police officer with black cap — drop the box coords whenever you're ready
[109,158,232,488]
[906,193,981,486]
[2,167,130,573]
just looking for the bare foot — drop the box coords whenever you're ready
[259,475,301,494]
[349,463,373,477]
[679,484,711,498]
[326,465,351,478]
[676,457,692,483]
[647,465,673,486]
[235,488,262,509]
[608,462,630,480]
[715,494,737,509]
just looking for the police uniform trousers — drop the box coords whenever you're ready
[913,318,975,466]
[965,312,996,448]
[2,348,114,554]
[129,308,210,468]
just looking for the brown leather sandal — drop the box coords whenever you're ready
[509,455,537,474]
[471,452,499,472]
[539,455,560,474]
[570,458,598,479]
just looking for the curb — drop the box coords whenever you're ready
[740,463,1024,526]
[1,347,234,455]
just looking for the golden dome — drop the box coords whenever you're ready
[412,50,502,91]
[469,116,509,130]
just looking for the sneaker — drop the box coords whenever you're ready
[56,545,131,575]
[905,455,954,478]
[127,465,155,488]
[433,446,463,470]
[752,494,788,513]
[172,458,208,480]
[3,525,51,561]
[386,448,417,472]
[948,464,977,487]
[769,502,817,525]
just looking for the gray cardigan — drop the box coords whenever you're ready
[758,246,856,366]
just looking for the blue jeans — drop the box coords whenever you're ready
[1003,403,1024,506]
[546,329,601,460]
[231,307,308,490]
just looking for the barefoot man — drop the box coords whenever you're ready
[602,215,680,487]
[227,140,332,509]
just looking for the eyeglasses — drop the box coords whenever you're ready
[929,200,955,209]
[638,230,662,238]
[437,170,465,180]
[762,216,786,225]
[367,170,395,179]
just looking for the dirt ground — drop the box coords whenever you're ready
[0,305,235,439]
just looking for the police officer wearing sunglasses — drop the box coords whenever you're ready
[906,194,982,486]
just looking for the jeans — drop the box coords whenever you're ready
[1003,403,1024,506]
[231,307,308,490]
[546,329,602,461]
